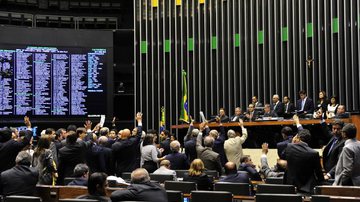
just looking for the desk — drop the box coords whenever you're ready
[171,118,352,129]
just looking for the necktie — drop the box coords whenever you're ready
[327,138,338,156]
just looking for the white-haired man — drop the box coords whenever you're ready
[224,119,248,167]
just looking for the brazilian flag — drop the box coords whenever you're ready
[180,70,190,123]
[159,106,165,133]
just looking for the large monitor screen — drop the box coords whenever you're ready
[0,26,113,118]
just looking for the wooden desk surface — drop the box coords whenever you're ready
[171,118,352,129]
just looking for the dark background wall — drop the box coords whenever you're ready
[134,0,360,132]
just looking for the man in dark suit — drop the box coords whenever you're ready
[88,136,113,175]
[0,151,39,196]
[230,107,244,122]
[296,90,315,114]
[220,162,249,183]
[283,95,295,119]
[112,112,143,177]
[111,168,168,202]
[184,119,199,163]
[244,104,259,121]
[263,104,278,117]
[209,108,229,122]
[207,123,228,166]
[334,105,350,118]
[196,122,222,175]
[159,130,171,156]
[277,126,293,159]
[238,155,262,181]
[322,120,345,181]
[58,130,91,184]
[0,116,32,174]
[252,96,263,108]
[165,140,189,170]
[284,129,324,194]
[271,94,284,117]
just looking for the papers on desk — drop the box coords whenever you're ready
[107,176,130,185]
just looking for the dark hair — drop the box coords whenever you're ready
[66,131,78,144]
[319,90,327,99]
[142,134,155,146]
[297,129,311,143]
[34,137,50,158]
[299,90,307,95]
[55,128,65,140]
[342,123,357,139]
[0,128,12,142]
[330,95,338,103]
[240,155,250,164]
[67,125,77,132]
[45,128,55,135]
[73,163,89,177]
[281,127,293,137]
[284,95,290,100]
[162,130,170,137]
[110,129,118,134]
[333,119,344,128]
[87,172,108,196]
[76,127,86,136]
[147,129,157,136]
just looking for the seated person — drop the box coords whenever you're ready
[313,108,324,119]
[153,160,177,181]
[68,163,89,186]
[111,168,167,202]
[244,104,259,121]
[333,105,350,118]
[230,107,244,122]
[0,151,39,196]
[183,159,213,191]
[77,172,110,202]
[260,143,285,178]
[209,108,229,122]
[263,104,278,118]
[238,155,262,181]
[219,162,249,183]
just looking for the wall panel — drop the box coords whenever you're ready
[134,0,360,132]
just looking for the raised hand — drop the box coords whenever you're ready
[84,120,92,131]
[24,116,31,128]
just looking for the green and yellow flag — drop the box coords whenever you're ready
[179,70,190,123]
[159,106,165,132]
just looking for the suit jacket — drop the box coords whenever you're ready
[284,142,324,193]
[334,139,360,186]
[212,126,228,166]
[88,145,113,175]
[184,125,198,162]
[183,173,213,191]
[160,138,171,156]
[112,125,142,176]
[243,111,259,121]
[263,111,278,118]
[219,172,250,183]
[111,181,168,202]
[229,115,244,122]
[58,141,90,184]
[0,165,39,196]
[271,102,284,117]
[0,129,32,174]
[196,133,223,175]
[296,97,315,113]
[224,127,248,167]
[276,136,293,159]
[209,115,229,123]
[283,103,295,118]
[165,152,189,170]
[239,163,262,181]
[334,112,350,119]
[322,136,345,177]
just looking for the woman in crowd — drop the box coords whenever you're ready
[77,172,110,202]
[316,90,329,111]
[327,96,339,119]
[32,136,57,185]
[183,159,213,190]
[141,134,163,173]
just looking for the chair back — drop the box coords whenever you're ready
[257,184,296,194]
[265,177,284,184]
[166,190,183,202]
[150,174,175,183]
[204,170,219,178]
[255,193,303,202]
[58,199,98,202]
[64,177,76,185]
[214,182,251,196]
[121,172,132,180]
[164,181,197,194]
[4,196,41,202]
[310,195,330,202]
[191,191,232,202]
[175,170,188,178]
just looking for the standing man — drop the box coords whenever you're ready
[224,119,248,167]
[333,124,360,186]
[284,129,324,194]
[252,96,263,108]
[283,96,295,118]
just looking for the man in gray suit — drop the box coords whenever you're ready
[334,123,360,186]
[196,122,223,176]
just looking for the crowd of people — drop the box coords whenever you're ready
[0,90,359,201]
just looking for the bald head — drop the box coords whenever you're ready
[120,129,131,140]
[131,168,150,184]
[224,162,237,175]
[98,136,108,146]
